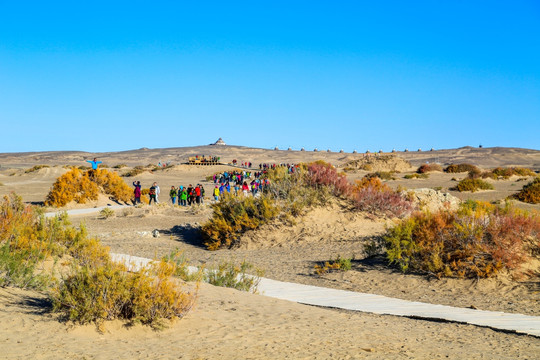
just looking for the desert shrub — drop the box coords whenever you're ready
[445,164,479,173]
[123,166,146,177]
[99,208,115,219]
[351,177,413,217]
[483,167,536,180]
[417,163,442,173]
[52,257,196,329]
[453,178,494,192]
[513,177,540,204]
[0,182,4,186]
[404,173,429,179]
[365,171,396,180]
[314,255,353,275]
[46,168,132,207]
[204,260,262,293]
[201,194,280,250]
[25,165,49,173]
[113,164,127,169]
[0,193,105,288]
[98,164,109,169]
[384,201,539,278]
[306,161,350,196]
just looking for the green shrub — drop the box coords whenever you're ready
[384,201,539,278]
[513,177,540,204]
[204,260,263,293]
[454,178,494,192]
[99,208,115,219]
[314,255,353,275]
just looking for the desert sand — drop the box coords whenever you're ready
[0,144,539,359]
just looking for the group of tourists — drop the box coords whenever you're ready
[169,184,205,206]
[132,181,205,206]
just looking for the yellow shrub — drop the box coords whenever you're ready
[46,168,132,207]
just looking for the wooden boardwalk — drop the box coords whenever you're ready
[111,253,540,337]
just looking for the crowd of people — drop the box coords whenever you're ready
[132,181,205,206]
[127,161,300,206]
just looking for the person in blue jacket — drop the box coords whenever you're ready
[86,158,102,177]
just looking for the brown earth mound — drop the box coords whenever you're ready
[237,200,389,250]
[339,154,414,172]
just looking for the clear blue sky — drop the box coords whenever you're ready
[1,1,539,153]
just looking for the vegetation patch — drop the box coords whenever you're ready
[25,165,49,173]
[444,163,480,173]
[417,163,442,173]
[204,260,262,293]
[201,162,413,250]
[482,167,536,180]
[314,255,353,275]
[512,177,540,204]
[45,168,132,207]
[453,178,494,192]
[1,193,197,330]
[365,171,396,180]
[404,173,429,179]
[383,201,540,278]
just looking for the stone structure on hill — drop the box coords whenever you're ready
[211,138,226,146]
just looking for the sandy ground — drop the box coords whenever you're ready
[1,145,540,359]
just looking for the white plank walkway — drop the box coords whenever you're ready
[110,253,540,337]
[44,205,129,218]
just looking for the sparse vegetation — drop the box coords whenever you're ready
[314,255,353,275]
[201,162,413,250]
[384,201,540,278]
[404,173,429,179]
[113,164,128,169]
[99,208,115,219]
[0,193,196,329]
[204,260,263,293]
[417,163,442,173]
[123,166,147,177]
[483,167,536,180]
[444,163,480,173]
[513,177,540,204]
[453,178,494,192]
[365,171,396,180]
[25,164,49,173]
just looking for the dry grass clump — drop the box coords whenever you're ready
[314,255,353,275]
[512,177,540,204]
[123,166,147,177]
[404,173,429,179]
[384,201,540,278]
[365,171,396,180]
[444,163,479,173]
[453,178,494,192]
[417,163,442,173]
[25,164,49,173]
[204,260,262,293]
[45,168,132,207]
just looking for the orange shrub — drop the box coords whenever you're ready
[384,201,540,278]
[46,168,132,207]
